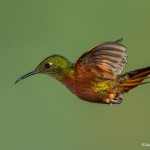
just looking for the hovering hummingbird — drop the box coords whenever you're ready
[15,39,150,104]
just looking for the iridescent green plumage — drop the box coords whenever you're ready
[35,55,75,80]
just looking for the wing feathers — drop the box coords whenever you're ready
[75,39,128,80]
[89,42,127,75]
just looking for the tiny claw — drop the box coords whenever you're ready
[111,97,123,104]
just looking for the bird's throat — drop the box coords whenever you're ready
[52,63,75,81]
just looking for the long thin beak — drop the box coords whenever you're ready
[15,70,38,84]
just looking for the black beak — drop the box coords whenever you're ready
[15,70,38,84]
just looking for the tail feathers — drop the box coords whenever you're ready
[128,66,150,80]
[119,66,150,92]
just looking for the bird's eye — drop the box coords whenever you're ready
[44,63,51,68]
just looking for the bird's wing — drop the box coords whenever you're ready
[75,39,127,81]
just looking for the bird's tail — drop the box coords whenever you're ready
[118,66,150,93]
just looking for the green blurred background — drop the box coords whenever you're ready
[0,0,150,150]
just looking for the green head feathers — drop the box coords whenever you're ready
[15,55,75,84]
[36,55,74,79]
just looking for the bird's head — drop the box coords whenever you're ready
[15,55,72,84]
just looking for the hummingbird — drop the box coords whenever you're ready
[15,39,150,104]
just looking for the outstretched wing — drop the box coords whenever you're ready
[75,39,127,81]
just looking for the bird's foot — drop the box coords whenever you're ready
[111,97,122,104]
[103,95,122,104]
